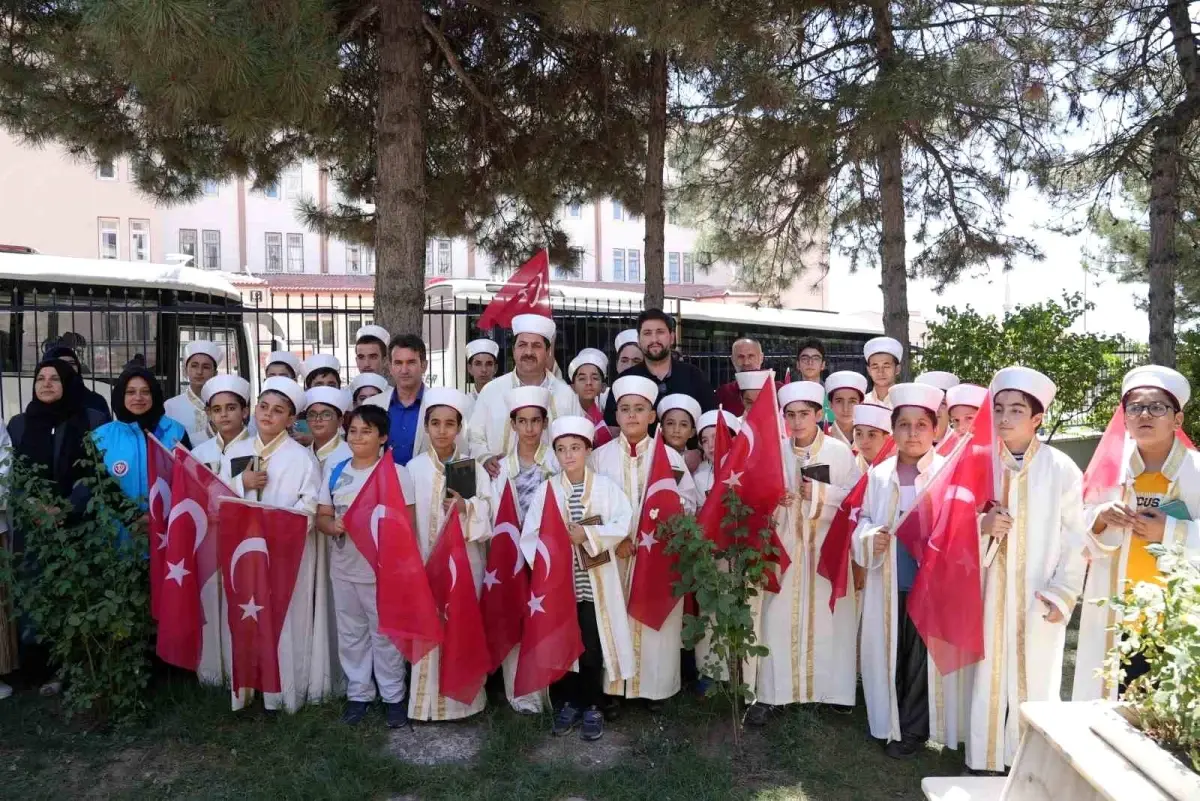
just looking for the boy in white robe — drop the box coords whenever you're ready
[191,375,255,687]
[750,381,861,722]
[915,371,959,444]
[350,373,389,408]
[523,415,636,741]
[230,377,328,713]
[946,384,987,436]
[1073,366,1200,702]
[589,375,700,707]
[862,337,902,408]
[164,340,222,446]
[852,403,892,471]
[825,371,867,448]
[693,410,740,501]
[854,383,965,759]
[966,367,1086,773]
[306,387,353,469]
[466,338,500,400]
[304,354,343,390]
[316,404,417,728]
[406,388,495,721]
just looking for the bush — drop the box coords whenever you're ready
[3,437,153,724]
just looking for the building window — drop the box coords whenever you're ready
[283,169,302,199]
[347,315,374,344]
[263,181,280,199]
[612,200,623,220]
[682,252,695,283]
[129,219,150,262]
[202,179,219,197]
[612,248,625,282]
[668,252,680,283]
[286,233,304,272]
[97,160,117,180]
[627,249,641,282]
[98,218,119,259]
[303,314,335,346]
[265,232,283,273]
[202,230,221,270]
[346,245,362,274]
[364,248,376,275]
[438,239,452,276]
[425,238,452,277]
[567,203,582,219]
[179,229,198,264]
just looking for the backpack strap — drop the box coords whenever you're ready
[328,457,351,496]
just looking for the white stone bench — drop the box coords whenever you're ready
[921,776,1006,801]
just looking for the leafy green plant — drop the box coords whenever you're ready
[1103,544,1200,772]
[665,490,775,750]
[5,438,153,724]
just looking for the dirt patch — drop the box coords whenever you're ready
[532,729,632,772]
[84,746,188,799]
[385,722,485,766]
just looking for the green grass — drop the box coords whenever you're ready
[0,670,972,801]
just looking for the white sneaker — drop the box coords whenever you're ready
[0,681,12,700]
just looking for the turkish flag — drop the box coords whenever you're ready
[513,488,584,697]
[426,507,490,704]
[936,430,960,456]
[627,434,685,630]
[218,498,308,694]
[146,434,176,621]
[478,249,552,330]
[1081,405,1195,504]
[697,408,736,549]
[893,398,995,675]
[481,480,529,671]
[584,401,614,448]
[817,436,897,612]
[342,451,443,664]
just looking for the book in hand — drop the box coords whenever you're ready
[229,455,254,478]
[1155,498,1191,521]
[445,458,477,499]
[800,464,831,485]
[573,516,610,569]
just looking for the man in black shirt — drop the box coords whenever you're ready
[603,309,717,426]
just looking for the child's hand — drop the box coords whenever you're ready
[331,517,346,535]
[242,469,269,491]
[616,538,636,559]
[568,524,587,545]
[443,489,467,517]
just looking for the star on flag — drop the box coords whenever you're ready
[638,530,657,551]
[527,593,546,616]
[482,569,500,590]
[723,470,743,488]
[157,531,169,550]
[239,596,264,621]
[849,507,860,522]
[165,559,191,586]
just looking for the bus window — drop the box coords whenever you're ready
[177,323,243,391]
[18,291,157,382]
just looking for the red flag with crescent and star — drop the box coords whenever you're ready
[146,434,177,621]
[426,506,490,704]
[627,433,685,630]
[477,249,552,330]
[583,400,614,448]
[217,497,308,694]
[481,480,529,672]
[342,451,443,664]
[697,409,735,549]
[817,436,896,612]
[513,486,584,697]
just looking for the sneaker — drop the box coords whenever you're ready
[0,682,11,700]
[743,702,771,727]
[384,702,408,729]
[580,707,604,741]
[552,702,581,736]
[341,701,370,725]
[885,739,921,760]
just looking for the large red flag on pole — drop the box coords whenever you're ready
[146,434,176,621]
[478,250,552,330]
[342,451,443,663]
[218,498,308,694]
[697,409,736,549]
[893,399,995,675]
[817,436,897,612]
[627,433,685,630]
[481,480,529,671]
[426,507,491,704]
[514,488,584,697]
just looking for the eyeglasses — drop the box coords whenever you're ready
[797,355,824,364]
[305,410,339,422]
[1125,401,1174,418]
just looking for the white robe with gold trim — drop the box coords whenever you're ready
[467,371,581,461]
[864,388,894,409]
[165,388,214,446]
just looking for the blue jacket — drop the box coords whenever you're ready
[93,417,188,509]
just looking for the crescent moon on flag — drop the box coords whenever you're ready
[534,537,552,581]
[167,498,206,554]
[926,486,976,553]
[643,477,676,512]
[448,555,458,594]
[369,503,393,550]
[742,423,756,456]
[493,521,524,577]
[149,478,172,521]
[229,537,270,593]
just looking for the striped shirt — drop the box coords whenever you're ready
[568,481,594,602]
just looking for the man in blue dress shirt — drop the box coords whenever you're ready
[365,333,426,465]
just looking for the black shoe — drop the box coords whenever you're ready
[384,702,408,729]
[646,699,665,714]
[341,701,370,725]
[744,703,771,727]
[553,703,582,736]
[885,739,921,760]
[824,703,854,716]
[601,696,621,722]
[580,707,604,741]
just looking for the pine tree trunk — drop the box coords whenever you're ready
[872,3,910,373]
[1147,124,1180,367]
[643,48,668,311]
[374,0,427,337]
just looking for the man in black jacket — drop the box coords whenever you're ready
[603,309,716,426]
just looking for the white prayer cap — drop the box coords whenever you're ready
[735,369,774,391]
[305,386,351,414]
[266,351,302,377]
[946,383,988,411]
[779,381,825,409]
[990,366,1056,411]
[615,329,639,352]
[466,338,500,359]
[612,375,658,405]
[658,393,702,426]
[259,376,306,414]
[550,415,595,446]
[864,336,903,362]
[349,372,389,397]
[201,375,250,405]
[889,383,944,415]
[824,370,868,397]
[184,340,224,367]
[568,348,609,380]
[355,324,390,345]
[1122,365,1191,408]
[303,353,341,375]
[512,313,556,341]
[916,371,960,392]
[853,403,893,434]
[508,386,551,414]
[698,409,742,435]
[423,386,471,417]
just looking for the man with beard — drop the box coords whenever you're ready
[603,309,716,426]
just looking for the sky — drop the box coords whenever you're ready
[826,184,1149,343]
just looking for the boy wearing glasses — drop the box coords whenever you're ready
[305,387,352,469]
[1073,366,1200,702]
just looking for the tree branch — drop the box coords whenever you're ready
[421,12,514,129]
